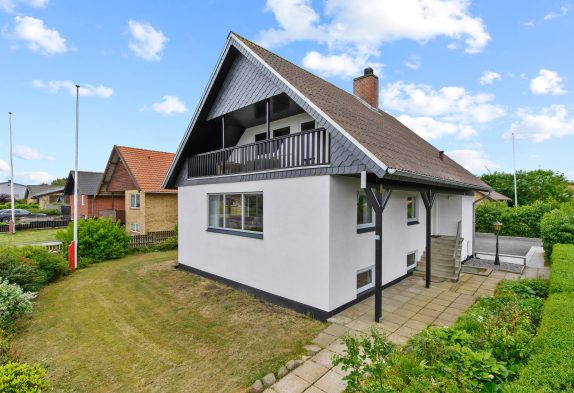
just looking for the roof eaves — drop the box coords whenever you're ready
[386,168,491,192]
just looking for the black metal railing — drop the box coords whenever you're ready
[188,127,330,178]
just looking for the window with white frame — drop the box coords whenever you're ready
[130,192,140,209]
[407,196,418,223]
[130,223,140,233]
[407,251,417,269]
[357,191,374,230]
[357,266,374,293]
[208,192,263,233]
[81,194,85,206]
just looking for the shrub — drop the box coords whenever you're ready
[540,206,574,256]
[0,247,68,292]
[548,244,574,293]
[507,293,574,392]
[475,202,506,233]
[0,279,35,329]
[0,362,48,392]
[57,218,130,263]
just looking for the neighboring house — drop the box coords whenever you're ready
[98,146,177,235]
[0,181,28,200]
[64,171,125,221]
[475,189,512,205]
[163,33,491,321]
[27,185,65,208]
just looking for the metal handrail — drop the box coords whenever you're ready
[453,220,462,276]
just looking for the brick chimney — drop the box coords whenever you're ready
[353,67,379,108]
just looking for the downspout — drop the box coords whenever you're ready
[472,191,491,257]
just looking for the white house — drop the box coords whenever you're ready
[0,180,28,200]
[163,33,490,321]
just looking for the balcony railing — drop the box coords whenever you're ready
[188,127,330,178]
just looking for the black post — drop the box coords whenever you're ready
[494,233,500,265]
[364,186,392,323]
[420,191,436,289]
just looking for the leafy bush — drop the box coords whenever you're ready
[0,246,68,292]
[0,362,48,392]
[475,201,507,233]
[333,279,546,392]
[57,218,130,263]
[548,244,574,293]
[540,206,574,256]
[0,279,35,329]
[507,293,574,392]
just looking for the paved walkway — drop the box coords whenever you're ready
[264,266,549,393]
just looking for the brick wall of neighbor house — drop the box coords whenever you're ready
[69,195,120,219]
[108,161,137,192]
[144,193,178,233]
[125,190,146,235]
[69,195,90,219]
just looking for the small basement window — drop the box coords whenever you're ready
[357,266,374,293]
[407,251,417,270]
[130,223,140,233]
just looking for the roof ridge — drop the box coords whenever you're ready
[115,145,175,155]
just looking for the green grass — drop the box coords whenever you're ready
[0,229,60,247]
[11,251,325,392]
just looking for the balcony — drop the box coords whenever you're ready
[188,127,330,178]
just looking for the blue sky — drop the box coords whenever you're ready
[0,0,573,184]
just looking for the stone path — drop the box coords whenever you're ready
[260,266,549,393]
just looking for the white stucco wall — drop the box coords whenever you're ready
[178,175,331,311]
[0,182,27,200]
[432,194,474,260]
[236,113,315,146]
[328,177,427,310]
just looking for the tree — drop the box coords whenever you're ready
[50,178,68,186]
[481,170,574,206]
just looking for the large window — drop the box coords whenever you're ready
[130,192,140,209]
[407,196,418,224]
[208,192,263,235]
[357,191,374,230]
[357,266,374,293]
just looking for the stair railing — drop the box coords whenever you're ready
[453,220,462,277]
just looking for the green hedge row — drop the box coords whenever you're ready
[508,244,574,392]
[540,205,574,256]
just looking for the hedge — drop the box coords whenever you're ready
[549,244,574,293]
[508,244,574,392]
[540,205,574,256]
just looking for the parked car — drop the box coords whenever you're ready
[0,209,47,222]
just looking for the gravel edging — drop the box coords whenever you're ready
[463,258,525,274]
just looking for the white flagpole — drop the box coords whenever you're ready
[8,112,15,234]
[73,85,80,269]
[512,132,518,207]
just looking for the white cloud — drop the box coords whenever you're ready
[259,0,491,77]
[504,105,574,142]
[446,149,498,174]
[380,81,505,123]
[0,159,9,177]
[127,20,167,61]
[11,16,67,55]
[479,70,501,85]
[544,4,572,20]
[397,115,476,141]
[0,0,48,13]
[530,69,567,95]
[149,95,187,115]
[17,171,55,184]
[32,80,114,98]
[14,145,54,161]
[302,51,364,77]
[404,55,421,70]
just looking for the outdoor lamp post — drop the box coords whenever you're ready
[494,221,502,266]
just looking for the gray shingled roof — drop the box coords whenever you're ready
[27,185,64,198]
[64,171,104,195]
[234,34,489,190]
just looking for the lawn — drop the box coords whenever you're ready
[11,250,325,392]
[0,228,60,246]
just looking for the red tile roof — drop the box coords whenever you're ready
[116,146,176,193]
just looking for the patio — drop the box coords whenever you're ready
[264,266,550,393]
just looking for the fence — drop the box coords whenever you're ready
[129,230,176,249]
[0,219,70,233]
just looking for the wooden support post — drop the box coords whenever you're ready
[420,191,436,289]
[364,185,392,322]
